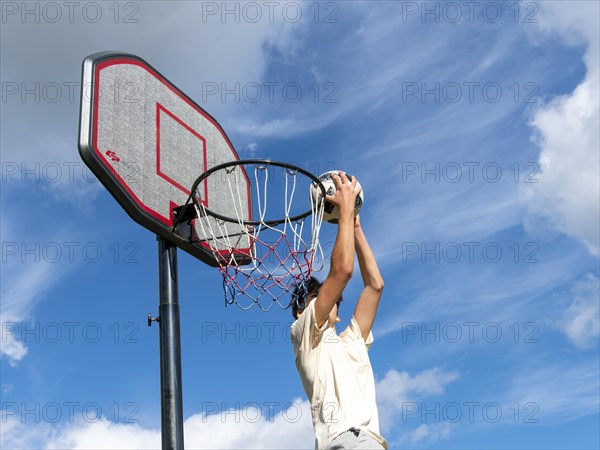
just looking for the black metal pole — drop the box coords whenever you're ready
[157,236,184,450]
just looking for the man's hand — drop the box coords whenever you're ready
[326,172,361,220]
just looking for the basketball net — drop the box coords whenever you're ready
[192,162,325,311]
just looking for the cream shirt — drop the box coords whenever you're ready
[291,301,388,450]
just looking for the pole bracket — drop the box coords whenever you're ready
[147,313,160,327]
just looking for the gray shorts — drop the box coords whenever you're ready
[324,427,385,450]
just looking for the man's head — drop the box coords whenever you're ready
[291,277,342,322]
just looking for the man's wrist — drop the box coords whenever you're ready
[338,209,354,222]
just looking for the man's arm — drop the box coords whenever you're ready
[353,216,384,340]
[314,172,360,328]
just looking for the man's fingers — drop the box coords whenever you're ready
[327,171,361,202]
[350,176,359,191]
[339,171,349,185]
[331,172,342,190]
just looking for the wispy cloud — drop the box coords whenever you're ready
[506,355,599,424]
[0,260,64,365]
[559,273,600,349]
[0,212,73,365]
[375,240,592,342]
[231,4,482,139]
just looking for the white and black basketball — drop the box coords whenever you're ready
[310,171,364,224]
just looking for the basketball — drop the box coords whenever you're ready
[311,171,364,224]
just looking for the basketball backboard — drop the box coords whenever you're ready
[78,52,252,266]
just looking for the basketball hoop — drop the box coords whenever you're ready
[173,159,326,311]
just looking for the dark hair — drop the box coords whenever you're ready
[290,276,322,319]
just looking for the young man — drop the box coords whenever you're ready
[290,172,387,450]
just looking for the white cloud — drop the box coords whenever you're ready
[527,0,599,65]
[45,420,160,450]
[183,399,314,449]
[399,422,453,445]
[1,399,314,450]
[560,273,600,349]
[0,370,461,449]
[0,414,158,450]
[376,367,459,437]
[0,323,28,365]
[522,0,600,255]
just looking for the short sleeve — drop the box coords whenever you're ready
[290,300,328,353]
[340,315,374,350]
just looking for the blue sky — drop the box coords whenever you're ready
[1,1,599,449]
